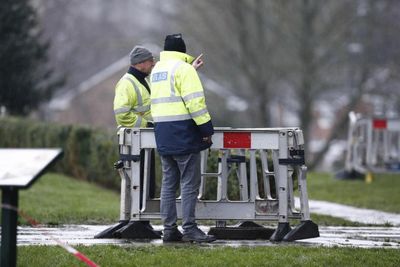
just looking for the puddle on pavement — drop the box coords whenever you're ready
[14,225,400,249]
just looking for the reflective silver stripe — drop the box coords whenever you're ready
[153,114,192,122]
[134,116,143,127]
[182,91,204,102]
[133,105,150,112]
[151,96,182,104]
[190,108,209,118]
[170,61,183,96]
[114,105,149,114]
[124,76,143,106]
[114,106,131,115]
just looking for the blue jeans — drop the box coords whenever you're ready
[160,153,201,233]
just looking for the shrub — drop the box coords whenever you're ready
[0,117,281,196]
[0,117,120,189]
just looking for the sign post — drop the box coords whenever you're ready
[0,148,63,267]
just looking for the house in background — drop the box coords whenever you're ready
[44,55,248,130]
[46,57,128,130]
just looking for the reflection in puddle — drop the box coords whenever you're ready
[16,225,400,249]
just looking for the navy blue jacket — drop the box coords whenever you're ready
[155,120,214,156]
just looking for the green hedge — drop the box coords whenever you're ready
[0,117,120,189]
[0,117,277,198]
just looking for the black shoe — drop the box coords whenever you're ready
[182,227,216,243]
[163,228,183,242]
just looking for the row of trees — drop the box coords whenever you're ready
[165,0,400,167]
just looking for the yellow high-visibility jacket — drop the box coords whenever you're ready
[150,51,214,155]
[113,72,151,127]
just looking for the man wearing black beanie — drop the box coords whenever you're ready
[164,33,187,53]
[150,34,215,243]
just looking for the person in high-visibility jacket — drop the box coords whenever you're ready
[150,34,216,243]
[114,45,154,128]
[112,45,157,234]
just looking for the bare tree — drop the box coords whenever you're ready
[175,0,400,166]
[267,1,355,156]
[158,0,288,127]
[309,0,400,168]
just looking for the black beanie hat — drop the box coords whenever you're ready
[164,33,186,53]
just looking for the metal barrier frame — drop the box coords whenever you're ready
[345,112,400,174]
[102,127,319,241]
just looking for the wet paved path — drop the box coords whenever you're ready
[304,199,400,226]
[10,200,400,249]
[16,225,400,249]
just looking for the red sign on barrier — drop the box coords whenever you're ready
[373,119,387,129]
[223,132,251,148]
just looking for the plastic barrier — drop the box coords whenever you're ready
[95,127,319,241]
[342,112,400,180]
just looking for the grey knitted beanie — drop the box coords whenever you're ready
[130,46,153,65]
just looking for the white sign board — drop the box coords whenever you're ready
[0,149,62,188]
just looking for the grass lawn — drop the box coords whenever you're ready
[14,173,119,225]
[0,172,374,227]
[2,172,396,226]
[18,245,400,267]
[8,172,400,266]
